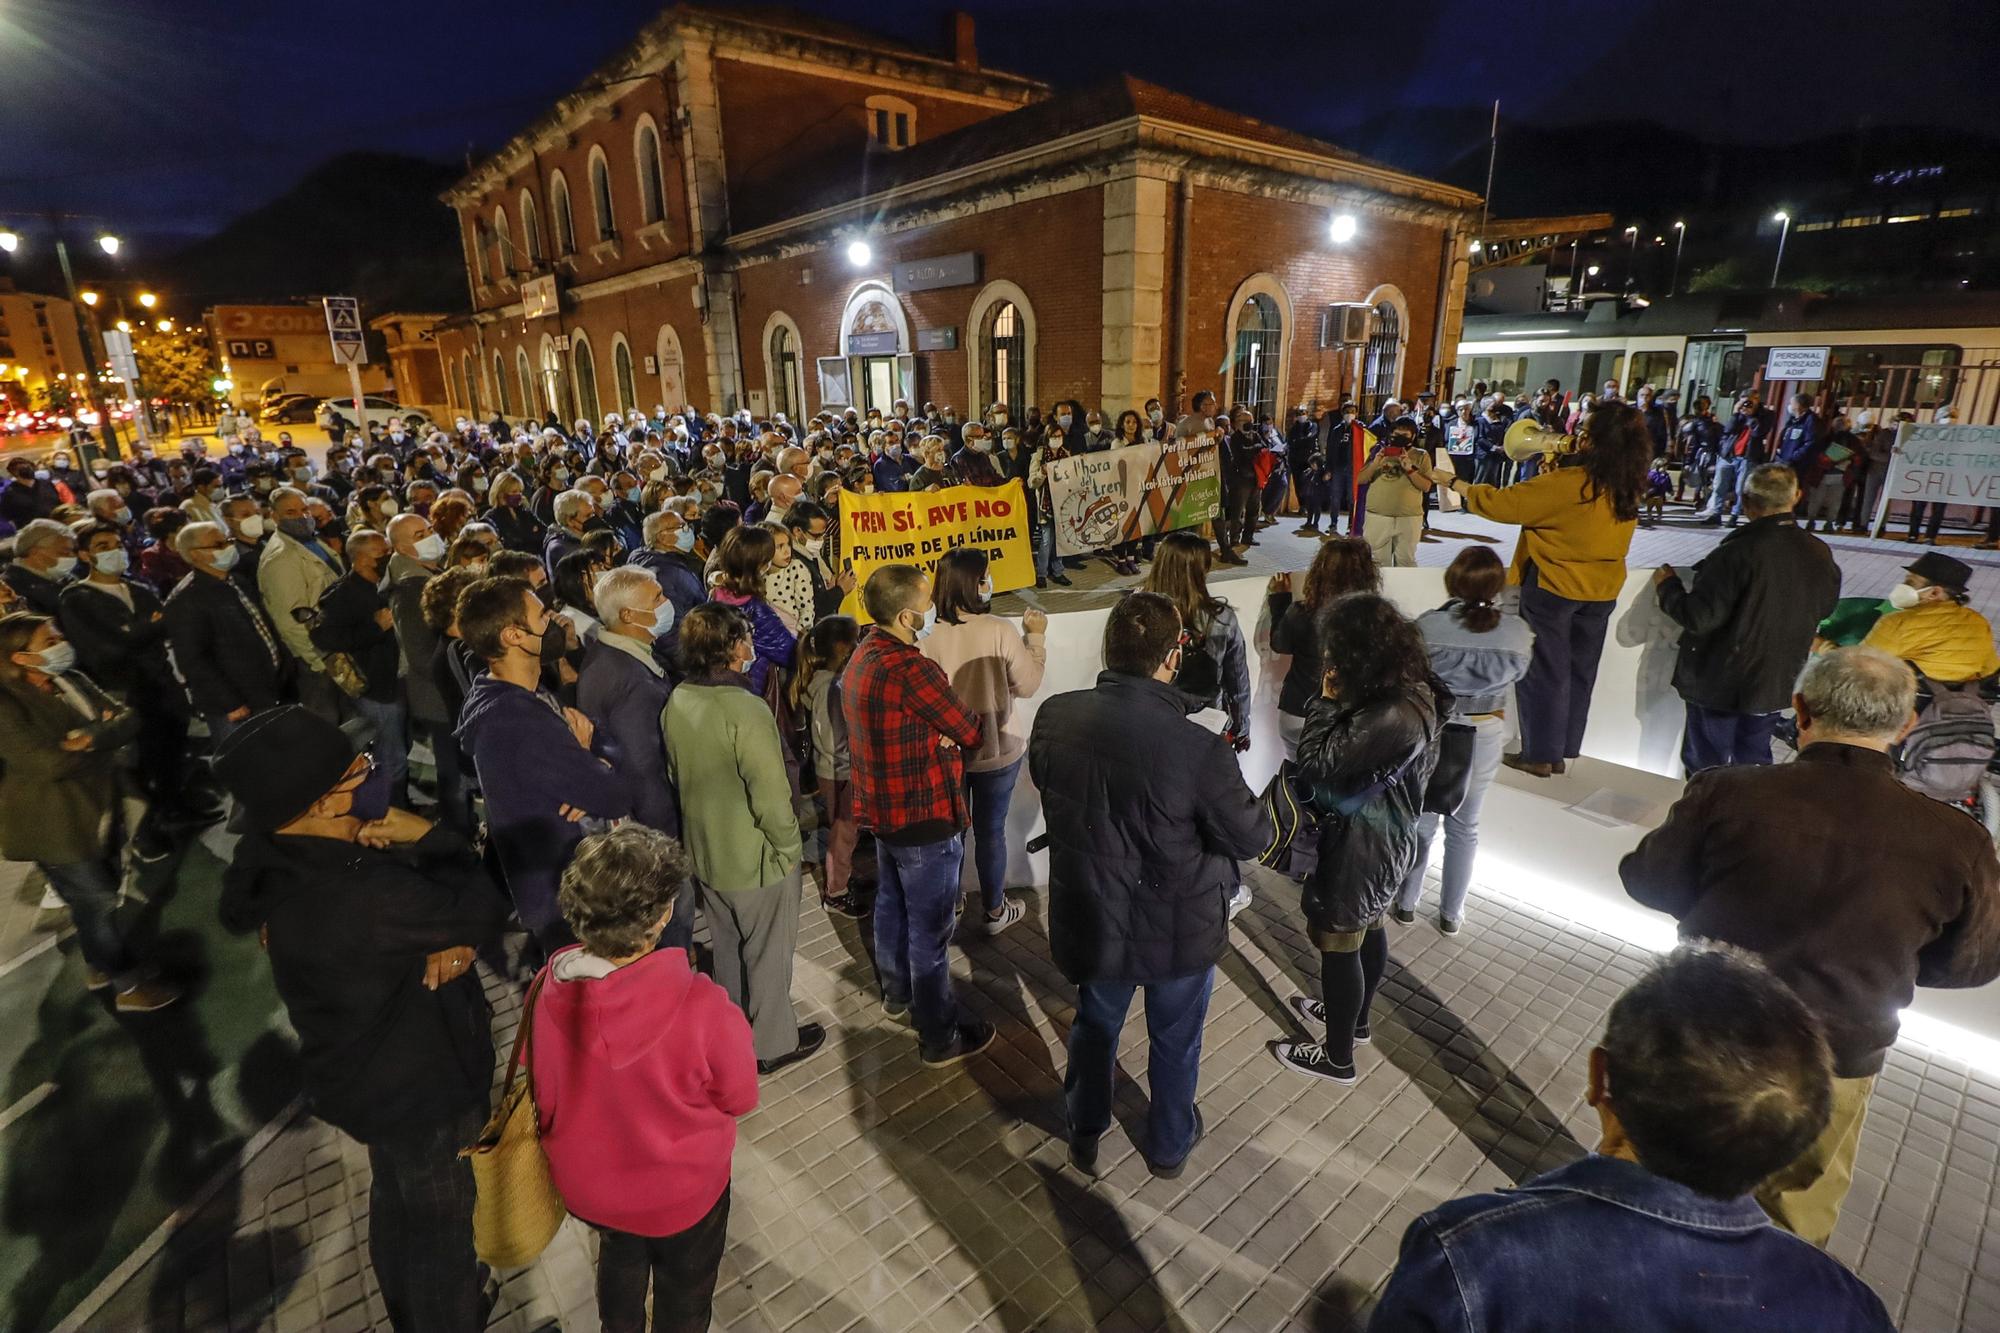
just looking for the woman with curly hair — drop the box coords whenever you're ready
[1271,593,1447,1086]
[1445,401,1646,777]
[1265,536,1380,758]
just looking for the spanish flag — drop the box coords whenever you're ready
[1350,420,1376,511]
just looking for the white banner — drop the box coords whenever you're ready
[1871,422,2000,536]
[1044,440,1221,555]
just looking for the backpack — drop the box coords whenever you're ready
[1172,610,1223,706]
[1897,676,1997,804]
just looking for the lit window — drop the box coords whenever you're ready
[1886,213,1930,224]
[1938,207,1977,219]
[865,95,917,151]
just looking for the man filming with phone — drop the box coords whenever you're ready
[1357,420,1435,567]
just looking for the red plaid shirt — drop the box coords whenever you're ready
[843,627,983,838]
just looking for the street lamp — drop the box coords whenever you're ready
[1770,211,1792,288]
[1623,225,1639,289]
[0,231,15,253]
[97,235,120,256]
[1670,220,1686,294]
[156,319,173,332]
[137,292,157,309]
[115,320,131,332]
[1328,213,1357,244]
[844,239,872,268]
[79,290,99,306]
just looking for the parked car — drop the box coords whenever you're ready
[317,396,431,434]
[259,393,320,424]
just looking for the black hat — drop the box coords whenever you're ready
[212,706,357,831]
[1906,551,1972,591]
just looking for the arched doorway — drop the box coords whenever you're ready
[838,283,911,415]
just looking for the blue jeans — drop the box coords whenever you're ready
[40,857,139,989]
[1396,716,1505,924]
[1680,701,1778,774]
[1034,521,1061,580]
[965,759,1021,915]
[1064,969,1213,1166]
[354,694,409,799]
[1705,456,1746,519]
[874,835,965,1051]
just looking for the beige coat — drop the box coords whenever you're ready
[257,530,340,669]
[920,612,1046,774]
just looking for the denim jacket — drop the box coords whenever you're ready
[1369,1156,1892,1332]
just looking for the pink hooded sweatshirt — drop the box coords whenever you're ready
[529,944,758,1236]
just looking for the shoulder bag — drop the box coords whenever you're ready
[462,969,567,1268]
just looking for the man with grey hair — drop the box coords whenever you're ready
[218,493,268,586]
[3,518,79,614]
[578,566,682,919]
[545,488,594,580]
[1655,462,1840,772]
[631,508,704,655]
[259,485,342,720]
[1620,646,2000,1246]
[163,520,288,744]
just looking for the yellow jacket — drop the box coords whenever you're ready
[1457,467,1636,602]
[1862,600,2000,683]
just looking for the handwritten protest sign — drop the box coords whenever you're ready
[837,479,1035,621]
[1871,423,2000,537]
[1045,440,1221,556]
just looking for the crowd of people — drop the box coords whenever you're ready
[0,384,1994,1333]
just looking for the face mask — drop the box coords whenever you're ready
[533,622,567,669]
[648,466,667,482]
[414,533,448,563]
[238,515,266,540]
[49,555,78,579]
[346,759,395,823]
[640,600,676,639]
[903,604,937,639]
[472,476,489,493]
[228,443,245,455]
[380,500,400,517]
[1057,414,1073,429]
[503,491,524,508]
[389,432,406,444]
[32,641,78,675]
[798,537,824,559]
[210,543,242,572]
[1888,582,1923,610]
[624,487,641,503]
[552,468,570,485]
[944,414,957,425]
[112,506,132,525]
[977,576,994,601]
[277,516,316,541]
[93,549,129,576]
[886,444,903,459]
[1149,408,1165,425]
[673,526,696,553]
[991,412,1008,426]
[33,469,51,481]
[971,439,992,453]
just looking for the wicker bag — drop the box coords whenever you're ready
[462,970,566,1268]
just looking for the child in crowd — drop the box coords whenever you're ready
[793,615,865,918]
[1644,457,1672,523]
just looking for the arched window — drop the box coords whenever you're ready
[612,336,638,414]
[540,336,569,418]
[492,352,510,415]
[516,348,535,417]
[865,94,916,150]
[572,333,601,423]
[634,119,667,227]
[1230,293,1282,422]
[519,189,542,264]
[459,354,479,416]
[492,210,515,277]
[550,171,575,256]
[588,147,615,242]
[987,303,1024,408]
[768,319,801,420]
[1364,301,1402,405]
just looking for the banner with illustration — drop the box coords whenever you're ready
[1045,440,1221,555]
[837,479,1036,622]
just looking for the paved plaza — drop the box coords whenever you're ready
[37,505,2000,1333]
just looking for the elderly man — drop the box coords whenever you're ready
[257,486,343,719]
[3,519,78,615]
[309,529,410,804]
[218,493,269,586]
[1861,550,2000,685]
[774,445,810,485]
[1620,648,2000,1245]
[163,521,288,745]
[1371,946,1892,1331]
[386,511,463,828]
[544,488,594,581]
[1655,463,1841,772]
[765,473,804,529]
[630,508,705,661]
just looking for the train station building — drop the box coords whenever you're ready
[433,5,1482,427]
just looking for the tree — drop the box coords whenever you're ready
[134,327,220,403]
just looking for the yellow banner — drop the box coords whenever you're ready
[837,479,1036,622]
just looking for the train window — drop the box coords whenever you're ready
[1629,352,1678,394]
[1717,348,1745,396]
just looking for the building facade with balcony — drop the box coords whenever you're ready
[434,6,1482,430]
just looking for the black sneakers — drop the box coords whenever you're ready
[920,1018,995,1067]
[1289,995,1367,1045]
[757,1022,826,1075]
[1390,906,1416,925]
[1069,1133,1101,1177]
[1270,1039,1357,1085]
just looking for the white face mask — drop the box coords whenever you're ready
[977,576,994,601]
[799,537,824,559]
[238,515,266,540]
[49,554,78,579]
[92,549,129,576]
[380,500,400,517]
[1888,582,1924,610]
[414,533,448,563]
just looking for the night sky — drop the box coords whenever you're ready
[5,0,1996,246]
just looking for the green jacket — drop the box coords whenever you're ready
[662,681,801,891]
[0,672,139,864]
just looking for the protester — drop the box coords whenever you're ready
[1446,402,1646,777]
[577,566,681,854]
[215,706,504,1333]
[1620,648,2000,1243]
[258,487,343,720]
[0,612,180,1011]
[1370,945,1894,1332]
[1142,531,1251,748]
[1272,594,1445,1085]
[1029,590,1266,1176]
[163,521,288,745]
[1654,464,1841,772]
[920,548,1047,935]
[531,826,757,1333]
[1355,418,1435,567]
[3,518,77,615]
[1861,551,1999,684]
[845,565,992,1065]
[663,603,822,1073]
[1266,537,1379,758]
[1390,547,1533,932]
[309,529,411,803]
[707,525,797,697]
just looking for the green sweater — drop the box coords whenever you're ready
[662,682,802,891]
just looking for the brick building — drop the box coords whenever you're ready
[434,6,1481,430]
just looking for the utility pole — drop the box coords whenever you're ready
[53,236,123,461]
[1670,220,1686,295]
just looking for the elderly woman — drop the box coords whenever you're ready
[531,825,758,1333]
[663,604,820,1074]
[0,612,178,1011]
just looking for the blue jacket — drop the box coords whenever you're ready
[1777,410,1821,465]
[455,674,631,933]
[577,636,678,837]
[1369,1155,1892,1333]
[628,548,706,666]
[1471,414,1509,461]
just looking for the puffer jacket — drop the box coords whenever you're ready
[1296,678,1448,934]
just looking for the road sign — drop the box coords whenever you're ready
[322,296,368,366]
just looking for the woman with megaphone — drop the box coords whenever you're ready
[1443,402,1648,778]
